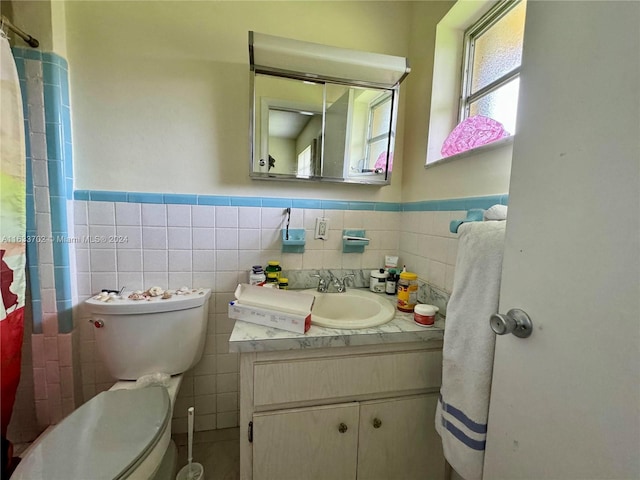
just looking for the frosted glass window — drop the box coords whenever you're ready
[365,94,393,170]
[459,0,526,134]
[469,77,520,134]
[471,0,526,94]
[371,100,391,137]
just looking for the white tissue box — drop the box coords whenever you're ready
[228,301,311,334]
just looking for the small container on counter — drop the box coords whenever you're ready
[266,272,279,286]
[385,269,398,295]
[265,261,282,279]
[278,277,289,290]
[370,269,389,293]
[397,271,418,312]
[249,265,266,285]
[414,304,439,327]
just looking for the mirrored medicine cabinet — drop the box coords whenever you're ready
[249,32,410,185]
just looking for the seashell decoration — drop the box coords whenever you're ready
[128,292,147,301]
[94,291,119,302]
[146,286,164,297]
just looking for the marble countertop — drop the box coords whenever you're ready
[228,292,445,353]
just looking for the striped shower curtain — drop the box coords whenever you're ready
[0,33,27,441]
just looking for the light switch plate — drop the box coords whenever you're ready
[314,217,329,240]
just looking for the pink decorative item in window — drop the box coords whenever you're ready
[441,115,510,158]
[374,151,393,172]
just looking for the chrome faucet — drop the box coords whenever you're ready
[311,274,328,293]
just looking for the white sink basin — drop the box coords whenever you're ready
[303,289,396,329]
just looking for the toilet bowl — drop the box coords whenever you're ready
[13,288,211,480]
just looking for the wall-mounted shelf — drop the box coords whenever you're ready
[282,229,305,253]
[342,229,369,253]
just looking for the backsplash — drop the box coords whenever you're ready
[283,269,450,314]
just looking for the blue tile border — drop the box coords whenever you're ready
[40,51,74,333]
[17,50,43,334]
[402,194,507,212]
[73,190,508,212]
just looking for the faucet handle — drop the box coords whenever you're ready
[311,274,328,292]
[341,273,355,284]
[337,273,355,292]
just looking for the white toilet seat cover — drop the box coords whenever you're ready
[12,386,170,480]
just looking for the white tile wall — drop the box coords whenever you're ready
[398,211,460,293]
[74,201,458,433]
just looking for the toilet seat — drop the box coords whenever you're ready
[12,386,171,480]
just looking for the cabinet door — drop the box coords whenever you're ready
[252,402,359,480]
[357,394,445,480]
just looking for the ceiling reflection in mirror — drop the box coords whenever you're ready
[249,32,409,185]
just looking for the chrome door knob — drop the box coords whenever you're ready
[490,309,533,338]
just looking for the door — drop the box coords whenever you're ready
[358,394,445,480]
[483,2,640,479]
[252,403,359,480]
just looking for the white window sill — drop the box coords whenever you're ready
[425,135,514,169]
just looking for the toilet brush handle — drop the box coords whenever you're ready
[187,407,194,464]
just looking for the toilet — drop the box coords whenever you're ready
[12,288,211,480]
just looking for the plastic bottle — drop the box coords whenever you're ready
[397,271,418,312]
[265,261,282,279]
[385,269,398,295]
[370,269,388,293]
[249,265,266,285]
[278,278,289,290]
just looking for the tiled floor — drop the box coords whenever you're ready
[173,428,240,480]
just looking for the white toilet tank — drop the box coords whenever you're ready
[85,288,211,380]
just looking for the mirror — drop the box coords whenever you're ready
[248,32,409,185]
[251,74,397,183]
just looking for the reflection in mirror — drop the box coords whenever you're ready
[324,84,395,179]
[267,109,322,178]
[252,75,396,184]
[252,75,324,178]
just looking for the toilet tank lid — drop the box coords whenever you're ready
[86,288,211,315]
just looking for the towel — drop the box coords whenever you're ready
[435,221,506,480]
[483,204,508,221]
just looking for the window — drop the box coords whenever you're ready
[296,145,312,177]
[365,93,393,172]
[460,0,526,134]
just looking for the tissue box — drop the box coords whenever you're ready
[228,301,311,334]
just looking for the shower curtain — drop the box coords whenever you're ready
[0,31,27,449]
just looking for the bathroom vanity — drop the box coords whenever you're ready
[230,300,446,480]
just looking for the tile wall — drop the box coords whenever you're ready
[73,193,507,433]
[9,47,78,443]
[74,201,402,433]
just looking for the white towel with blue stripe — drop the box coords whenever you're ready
[435,221,506,480]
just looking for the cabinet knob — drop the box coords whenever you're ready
[373,418,382,429]
[338,423,348,433]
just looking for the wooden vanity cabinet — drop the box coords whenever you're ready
[240,342,446,480]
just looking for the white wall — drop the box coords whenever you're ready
[64,1,420,202]
[401,1,512,202]
[9,0,513,204]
